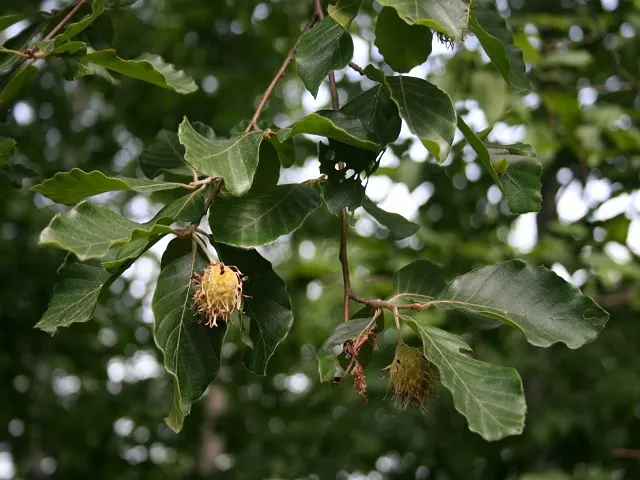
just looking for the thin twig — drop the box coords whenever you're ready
[349,293,433,312]
[193,234,216,263]
[0,48,30,58]
[43,0,86,41]
[348,61,365,75]
[202,178,223,214]
[313,0,350,321]
[245,15,318,132]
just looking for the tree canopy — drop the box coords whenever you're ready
[1,0,639,478]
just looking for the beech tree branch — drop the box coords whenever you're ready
[245,14,319,132]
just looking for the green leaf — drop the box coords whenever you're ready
[278,110,380,151]
[432,260,610,349]
[375,7,433,73]
[323,176,365,215]
[39,202,171,261]
[209,184,321,247]
[37,41,87,57]
[362,196,420,240]
[215,243,293,375]
[470,0,530,94]
[268,136,296,168]
[249,141,280,194]
[0,137,16,166]
[377,0,470,40]
[410,319,526,441]
[35,259,111,335]
[101,188,207,271]
[139,130,191,179]
[295,16,353,97]
[328,0,364,29]
[458,117,542,213]
[179,117,263,196]
[471,70,508,124]
[81,50,198,94]
[31,168,185,205]
[55,0,105,44]
[393,259,446,300]
[152,238,227,432]
[340,84,401,145]
[0,65,38,110]
[0,13,30,31]
[386,75,456,161]
[319,318,376,356]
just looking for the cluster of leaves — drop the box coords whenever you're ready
[1,0,612,442]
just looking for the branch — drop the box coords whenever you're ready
[349,293,432,312]
[245,14,319,132]
[313,0,350,321]
[44,0,86,41]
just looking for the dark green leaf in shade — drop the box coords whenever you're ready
[393,259,447,300]
[81,50,198,94]
[432,260,610,349]
[35,259,111,335]
[323,177,365,215]
[340,84,401,145]
[179,117,263,196]
[410,318,526,441]
[39,202,172,261]
[470,0,530,94]
[375,7,433,73]
[209,184,321,247]
[152,238,227,432]
[249,141,280,194]
[215,243,293,375]
[139,130,191,179]
[54,0,105,44]
[362,196,420,240]
[0,66,38,110]
[0,137,16,166]
[458,117,542,213]
[278,110,380,151]
[377,0,470,40]
[328,0,364,29]
[31,168,185,205]
[295,16,354,97]
[386,75,456,161]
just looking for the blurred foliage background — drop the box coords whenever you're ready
[1,0,639,478]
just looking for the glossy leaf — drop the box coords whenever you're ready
[152,238,227,432]
[278,110,380,151]
[81,50,198,94]
[377,0,470,40]
[35,260,111,335]
[386,75,456,161]
[340,84,401,145]
[39,202,171,261]
[323,177,365,215]
[31,168,185,205]
[470,0,530,94]
[295,16,353,97]
[458,117,542,213]
[215,243,293,375]
[410,319,526,441]
[375,7,433,73]
[433,260,610,349]
[179,117,263,196]
[209,184,321,247]
[362,197,419,240]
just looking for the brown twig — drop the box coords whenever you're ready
[43,0,86,41]
[348,61,365,75]
[349,293,433,312]
[202,178,223,215]
[314,0,350,321]
[245,15,319,132]
[612,448,640,459]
